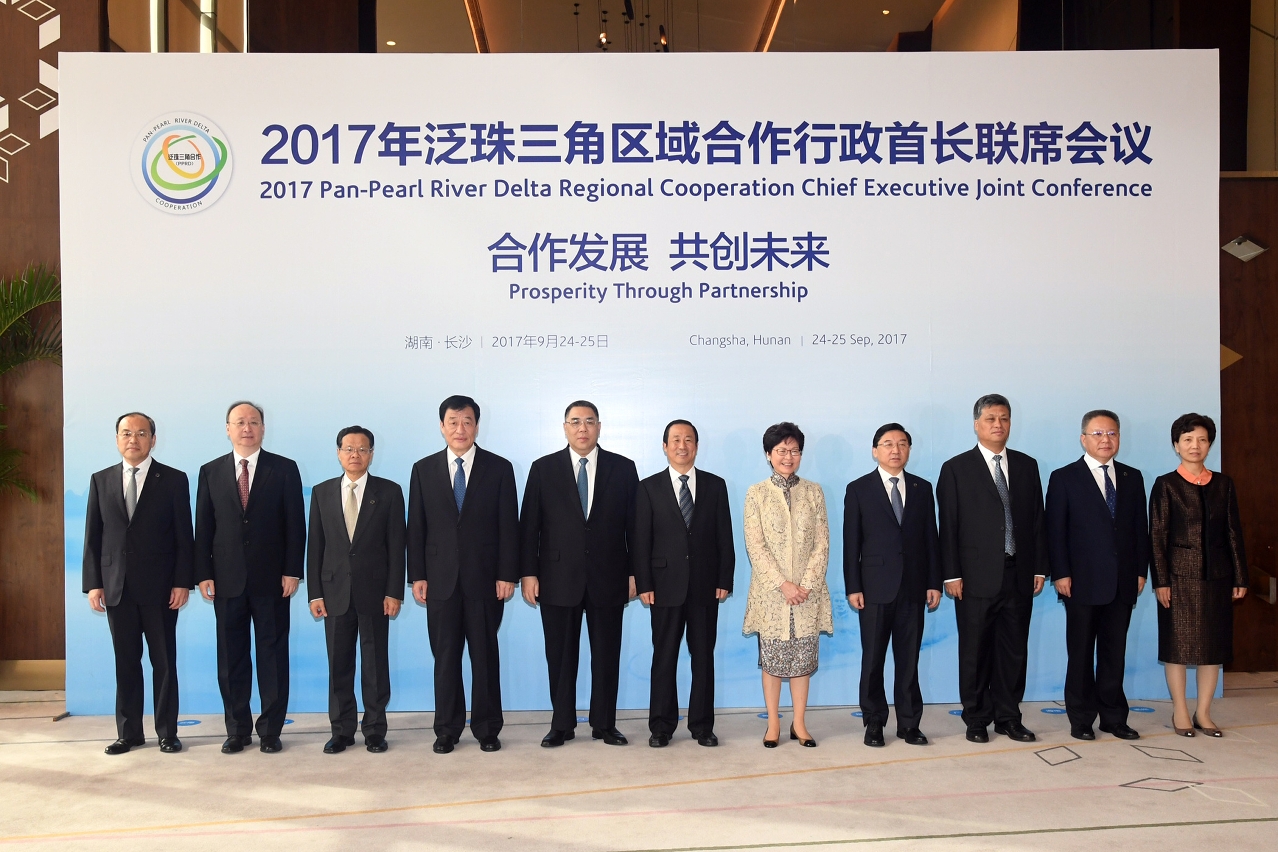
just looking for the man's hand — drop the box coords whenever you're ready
[847,592,865,611]
[199,580,216,601]
[496,581,515,602]
[926,589,942,610]
[714,588,730,602]
[309,599,327,618]
[1054,577,1072,598]
[1033,576,1046,595]
[639,591,655,605]
[945,579,963,601]
[412,580,428,604]
[169,588,189,610]
[1137,576,1146,596]
[282,576,300,598]
[628,575,638,600]
[521,576,539,607]
[88,589,106,613]
[1155,587,1171,608]
[384,597,401,617]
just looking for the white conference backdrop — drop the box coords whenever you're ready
[60,50,1219,717]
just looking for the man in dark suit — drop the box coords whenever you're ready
[195,401,306,754]
[844,423,942,748]
[938,394,1049,744]
[308,425,406,754]
[83,412,194,755]
[1046,409,1148,741]
[633,420,734,748]
[408,396,519,754]
[520,400,639,747]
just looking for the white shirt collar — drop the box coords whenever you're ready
[570,445,600,466]
[1083,453,1115,472]
[668,465,695,485]
[343,471,369,490]
[234,448,262,467]
[876,465,904,485]
[976,442,1008,463]
[124,455,154,476]
[447,443,478,468]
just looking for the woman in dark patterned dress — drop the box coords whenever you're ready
[1149,413,1248,737]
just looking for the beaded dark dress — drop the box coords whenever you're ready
[1148,472,1248,666]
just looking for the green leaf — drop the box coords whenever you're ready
[0,264,62,376]
[0,445,37,501]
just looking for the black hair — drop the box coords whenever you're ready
[872,423,911,447]
[662,419,699,444]
[564,400,600,420]
[336,425,375,449]
[116,412,156,435]
[439,395,481,423]
[226,400,265,423]
[1171,412,1216,446]
[1081,409,1121,433]
[973,394,1011,420]
[762,422,805,454]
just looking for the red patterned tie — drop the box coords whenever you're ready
[238,459,250,510]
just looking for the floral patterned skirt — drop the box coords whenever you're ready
[758,611,819,677]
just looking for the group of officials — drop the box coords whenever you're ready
[83,393,1246,757]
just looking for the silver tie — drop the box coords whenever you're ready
[125,467,139,520]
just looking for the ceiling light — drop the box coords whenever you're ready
[385,40,396,46]
[882,9,890,14]
[599,31,607,44]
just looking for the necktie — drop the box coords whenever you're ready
[344,482,359,540]
[992,454,1016,556]
[889,476,903,525]
[678,474,694,529]
[453,457,467,512]
[125,467,139,520]
[238,459,250,510]
[1101,464,1117,519]
[577,457,589,517]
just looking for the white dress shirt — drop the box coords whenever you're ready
[877,465,905,510]
[232,448,262,490]
[668,466,696,503]
[1084,453,1117,499]
[446,444,478,488]
[121,455,154,503]
[945,444,1044,582]
[569,445,600,516]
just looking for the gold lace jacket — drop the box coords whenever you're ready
[741,478,833,640]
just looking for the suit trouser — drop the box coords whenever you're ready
[858,595,924,731]
[955,561,1032,728]
[324,603,391,739]
[106,597,180,740]
[427,590,505,740]
[540,596,623,733]
[1064,596,1132,729]
[649,600,719,737]
[214,592,291,738]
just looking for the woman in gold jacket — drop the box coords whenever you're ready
[742,422,833,748]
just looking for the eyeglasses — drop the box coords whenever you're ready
[566,418,599,428]
[1084,431,1118,439]
[772,448,803,458]
[876,441,909,450]
[229,419,262,429]
[339,447,372,456]
[118,430,151,439]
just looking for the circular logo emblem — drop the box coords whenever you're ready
[132,113,232,213]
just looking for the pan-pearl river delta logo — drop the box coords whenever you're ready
[131,114,232,214]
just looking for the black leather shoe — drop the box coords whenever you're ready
[789,724,817,747]
[259,735,283,753]
[221,735,250,754]
[694,732,719,747]
[159,737,183,753]
[432,735,456,754]
[897,728,928,746]
[965,725,989,743]
[1071,726,1096,741]
[478,735,500,752]
[104,737,145,755]
[994,721,1036,742]
[592,727,628,745]
[1099,722,1140,740]
[324,735,355,754]
[365,735,388,752]
[648,732,671,748]
[863,723,885,748]
[540,729,573,747]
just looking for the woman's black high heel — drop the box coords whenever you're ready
[790,724,817,748]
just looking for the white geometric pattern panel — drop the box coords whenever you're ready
[1,0,60,186]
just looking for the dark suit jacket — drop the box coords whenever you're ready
[1045,457,1149,607]
[194,450,306,599]
[843,470,942,605]
[1149,472,1248,588]
[937,446,1049,598]
[406,445,519,600]
[307,474,406,617]
[519,446,639,608]
[631,468,735,608]
[82,460,195,607]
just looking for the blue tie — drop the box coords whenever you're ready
[1101,464,1117,519]
[577,457,589,517]
[992,454,1016,556]
[678,474,694,528]
[453,457,466,512]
